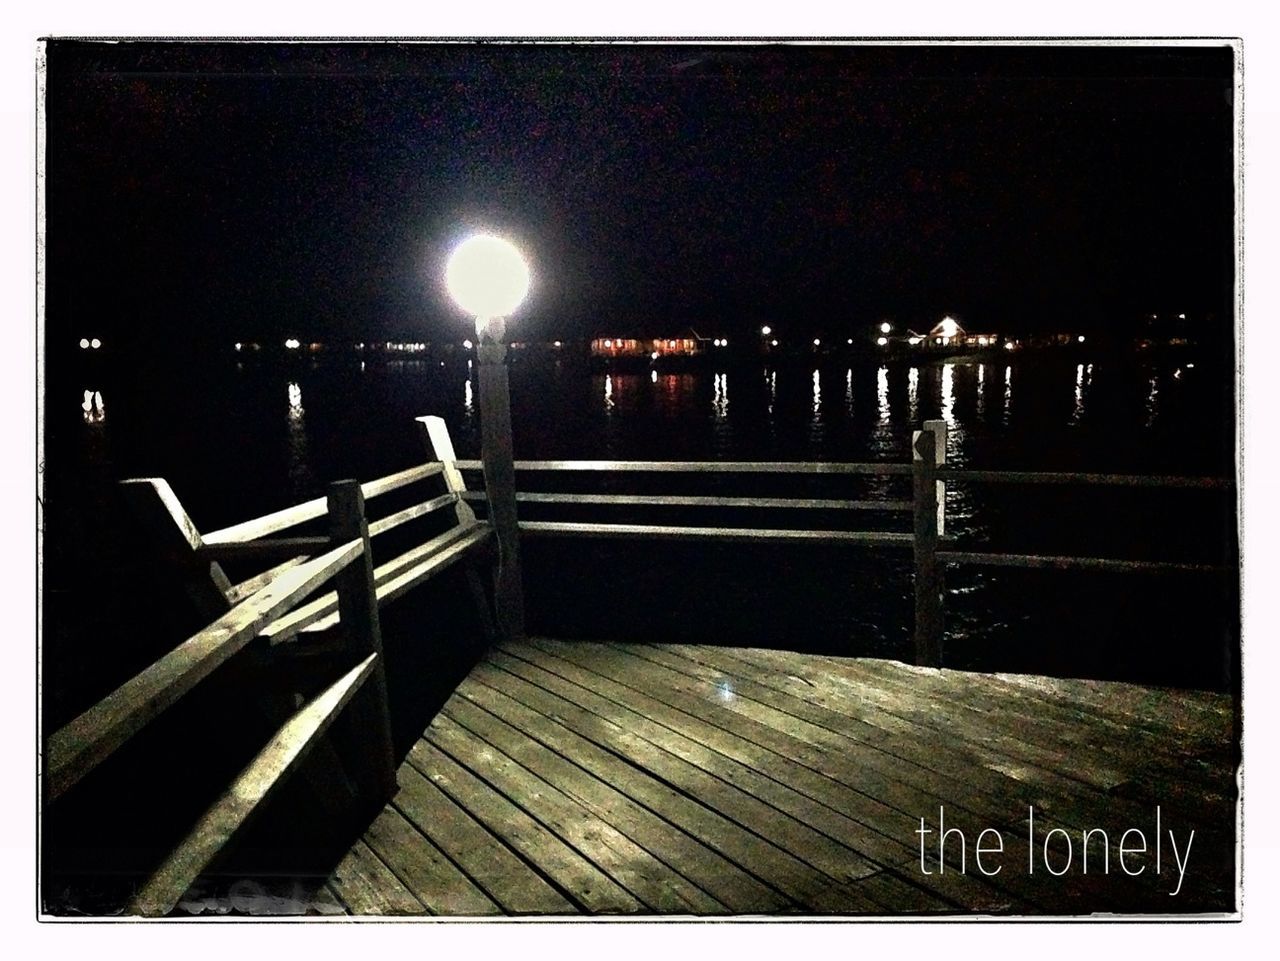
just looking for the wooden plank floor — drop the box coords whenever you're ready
[321,639,1238,917]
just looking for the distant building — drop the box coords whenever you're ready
[904,317,1000,352]
[589,329,708,361]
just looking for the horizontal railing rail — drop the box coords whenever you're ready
[460,490,913,512]
[45,537,366,804]
[455,419,1232,668]
[456,458,913,475]
[939,468,1230,489]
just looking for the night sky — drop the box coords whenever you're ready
[44,41,1236,351]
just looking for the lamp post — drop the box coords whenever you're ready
[445,233,531,642]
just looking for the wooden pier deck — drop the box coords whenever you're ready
[316,638,1237,918]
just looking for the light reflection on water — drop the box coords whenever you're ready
[908,367,919,424]
[1003,365,1012,424]
[808,369,824,446]
[81,389,105,424]
[940,364,955,429]
[976,363,986,419]
[1145,371,1160,427]
[285,381,315,498]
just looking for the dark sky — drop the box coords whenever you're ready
[45,41,1236,349]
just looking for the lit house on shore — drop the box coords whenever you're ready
[903,316,1001,353]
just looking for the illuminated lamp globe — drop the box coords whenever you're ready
[445,234,530,319]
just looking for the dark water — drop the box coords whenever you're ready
[45,347,1238,704]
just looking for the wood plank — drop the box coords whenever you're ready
[308,883,348,916]
[328,840,425,915]
[464,491,913,512]
[641,643,1232,911]
[940,469,1230,489]
[128,655,377,916]
[200,464,445,546]
[519,521,912,547]
[225,555,309,605]
[494,644,1019,912]
[195,537,332,563]
[405,739,641,914]
[367,492,459,538]
[394,762,576,915]
[938,550,1222,575]
[363,806,502,916]
[479,650,901,892]
[46,539,364,801]
[529,641,1152,913]
[451,670,843,911]
[201,496,329,546]
[261,524,489,644]
[805,653,1236,816]
[456,459,913,475]
[424,712,724,914]
[445,689,785,914]
[359,462,444,500]
[709,645,1235,834]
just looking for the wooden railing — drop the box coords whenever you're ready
[454,419,1232,667]
[43,417,498,916]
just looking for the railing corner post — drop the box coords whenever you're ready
[912,425,945,667]
[327,479,398,801]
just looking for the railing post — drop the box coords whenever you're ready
[474,317,526,643]
[912,423,946,667]
[417,415,499,644]
[118,478,234,620]
[328,479,398,801]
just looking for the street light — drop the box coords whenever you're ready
[761,325,772,336]
[444,232,530,641]
[880,322,892,334]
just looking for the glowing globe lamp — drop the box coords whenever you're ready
[445,234,530,319]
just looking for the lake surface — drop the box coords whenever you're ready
[42,348,1239,707]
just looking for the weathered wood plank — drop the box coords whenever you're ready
[200,464,445,547]
[640,643,1232,911]
[456,459,913,475]
[323,639,1236,917]
[328,840,425,916]
[128,655,377,916]
[460,665,839,911]
[805,653,1236,816]
[359,462,444,500]
[261,524,489,644]
[405,739,642,914]
[225,555,309,605]
[446,690,782,914]
[425,713,722,913]
[364,806,501,916]
[46,539,364,801]
[328,480,397,802]
[394,762,576,915]
[519,521,912,546]
[498,643,1019,911]
[367,492,460,538]
[194,537,332,564]
[464,491,913,512]
[938,550,1223,575]
[544,641,1143,912]
[939,469,1230,489]
[483,648,885,889]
